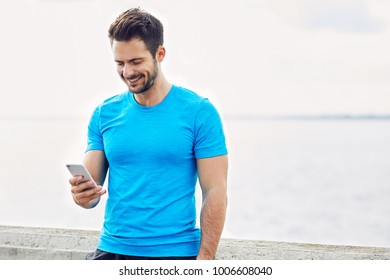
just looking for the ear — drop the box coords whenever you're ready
[156,46,166,62]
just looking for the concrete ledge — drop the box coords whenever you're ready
[0,226,99,260]
[1,225,389,260]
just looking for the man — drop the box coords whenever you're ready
[69,8,228,260]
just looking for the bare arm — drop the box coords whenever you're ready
[196,155,228,260]
[69,150,108,209]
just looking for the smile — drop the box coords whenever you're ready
[128,75,142,83]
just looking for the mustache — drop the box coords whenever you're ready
[127,74,143,80]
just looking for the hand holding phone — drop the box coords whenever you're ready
[66,164,103,208]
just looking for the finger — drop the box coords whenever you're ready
[87,188,106,200]
[74,186,105,207]
[71,180,96,194]
[69,175,83,186]
[76,185,103,200]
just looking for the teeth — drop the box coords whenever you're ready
[129,76,141,83]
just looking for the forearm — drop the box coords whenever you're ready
[83,150,109,186]
[197,187,228,260]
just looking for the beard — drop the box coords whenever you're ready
[127,60,159,94]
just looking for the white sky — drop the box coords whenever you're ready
[0,0,389,117]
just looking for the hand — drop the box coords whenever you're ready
[69,176,106,209]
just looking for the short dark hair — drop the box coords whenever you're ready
[108,8,164,57]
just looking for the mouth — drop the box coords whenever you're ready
[128,75,143,84]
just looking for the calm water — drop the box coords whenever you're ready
[1,118,389,247]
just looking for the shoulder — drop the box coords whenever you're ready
[172,85,218,112]
[171,85,222,118]
[172,85,206,104]
[99,91,128,109]
[92,91,129,116]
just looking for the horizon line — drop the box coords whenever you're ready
[224,114,390,121]
[1,113,390,121]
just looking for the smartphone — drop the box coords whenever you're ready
[66,164,96,186]
[66,164,101,208]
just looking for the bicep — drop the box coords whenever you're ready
[83,150,108,186]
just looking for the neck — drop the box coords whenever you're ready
[133,73,171,107]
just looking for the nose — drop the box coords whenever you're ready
[122,63,135,79]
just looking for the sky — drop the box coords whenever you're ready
[0,0,390,247]
[0,0,389,118]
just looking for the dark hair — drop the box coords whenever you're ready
[108,8,164,57]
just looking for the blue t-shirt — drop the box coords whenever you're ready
[86,85,227,257]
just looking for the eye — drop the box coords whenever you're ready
[131,60,141,65]
[115,61,124,66]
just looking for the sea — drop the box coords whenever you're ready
[1,116,389,248]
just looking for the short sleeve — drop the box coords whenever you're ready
[86,106,104,152]
[194,99,228,158]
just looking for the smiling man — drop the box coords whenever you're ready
[68,8,228,260]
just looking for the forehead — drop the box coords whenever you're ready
[112,38,152,60]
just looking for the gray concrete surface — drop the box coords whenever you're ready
[1,225,389,260]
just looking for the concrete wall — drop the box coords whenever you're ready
[1,225,390,260]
